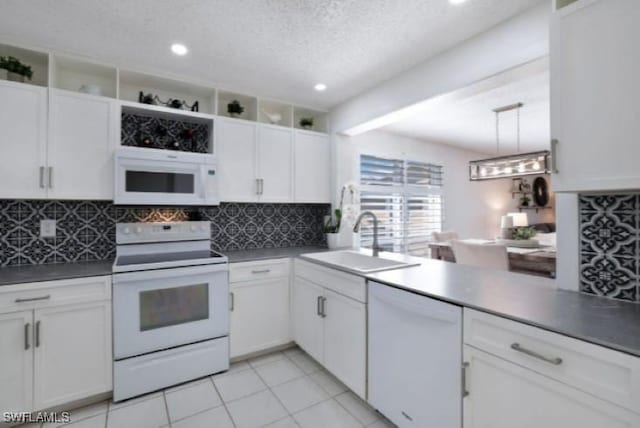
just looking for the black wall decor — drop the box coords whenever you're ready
[121,111,210,153]
[580,194,640,302]
[0,200,329,267]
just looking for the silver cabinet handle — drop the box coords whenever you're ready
[15,295,51,303]
[25,323,31,350]
[48,166,53,189]
[260,179,264,195]
[462,362,470,397]
[251,269,271,274]
[320,297,327,318]
[316,296,323,317]
[229,292,235,311]
[35,321,41,348]
[511,343,562,366]
[256,178,261,195]
[39,166,45,188]
[550,139,559,174]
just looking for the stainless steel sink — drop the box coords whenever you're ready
[300,250,420,274]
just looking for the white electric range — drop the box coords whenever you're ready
[112,221,229,402]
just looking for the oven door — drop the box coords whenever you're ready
[113,263,228,360]
[114,148,218,206]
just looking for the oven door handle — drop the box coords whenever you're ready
[112,263,228,283]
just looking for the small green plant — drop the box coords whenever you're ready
[520,194,531,207]
[227,100,244,115]
[513,226,536,240]
[299,117,314,128]
[323,208,342,234]
[0,56,33,80]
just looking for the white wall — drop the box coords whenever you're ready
[334,130,518,247]
[330,3,550,134]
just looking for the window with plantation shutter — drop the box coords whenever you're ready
[359,154,443,256]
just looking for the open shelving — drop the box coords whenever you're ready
[119,70,217,115]
[0,43,49,87]
[0,41,329,133]
[217,91,258,122]
[293,107,328,133]
[51,54,118,98]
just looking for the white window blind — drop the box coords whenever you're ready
[359,154,443,256]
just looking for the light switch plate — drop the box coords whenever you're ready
[40,219,56,238]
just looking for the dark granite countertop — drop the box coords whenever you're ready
[223,246,329,263]
[0,261,114,287]
[365,258,640,358]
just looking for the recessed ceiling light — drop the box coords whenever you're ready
[314,83,327,92]
[171,43,188,56]
[449,0,468,4]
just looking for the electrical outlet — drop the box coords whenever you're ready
[40,219,56,238]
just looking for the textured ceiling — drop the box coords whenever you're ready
[383,59,550,155]
[0,0,542,109]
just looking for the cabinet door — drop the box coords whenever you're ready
[0,311,33,413]
[294,131,330,203]
[230,277,291,358]
[463,346,640,428]
[217,118,258,202]
[292,276,324,363]
[551,0,640,192]
[33,301,112,410]
[323,289,367,398]
[257,125,293,202]
[0,81,47,199]
[48,90,116,199]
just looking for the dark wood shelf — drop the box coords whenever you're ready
[518,205,552,213]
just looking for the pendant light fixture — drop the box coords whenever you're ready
[469,102,551,181]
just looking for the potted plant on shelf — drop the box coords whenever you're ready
[299,117,314,130]
[0,56,33,83]
[227,100,244,118]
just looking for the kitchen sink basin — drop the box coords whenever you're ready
[300,250,420,274]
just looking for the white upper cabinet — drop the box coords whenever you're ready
[217,118,259,202]
[48,90,116,200]
[551,0,640,191]
[0,81,47,199]
[217,118,329,203]
[294,130,330,203]
[257,125,294,202]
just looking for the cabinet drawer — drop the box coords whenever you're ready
[294,259,366,303]
[464,308,640,412]
[229,259,290,283]
[0,276,111,314]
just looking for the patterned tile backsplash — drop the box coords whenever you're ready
[580,194,640,302]
[0,200,329,267]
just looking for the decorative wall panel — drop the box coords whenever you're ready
[580,194,639,302]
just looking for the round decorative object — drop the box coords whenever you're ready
[533,177,549,207]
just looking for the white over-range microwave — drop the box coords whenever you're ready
[114,147,219,206]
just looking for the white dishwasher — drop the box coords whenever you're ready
[368,281,463,428]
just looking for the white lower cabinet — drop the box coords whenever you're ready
[229,260,291,359]
[463,309,640,427]
[323,288,366,396]
[33,300,112,410]
[292,260,367,398]
[463,345,640,428]
[0,276,112,414]
[0,310,34,413]
[291,276,325,363]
